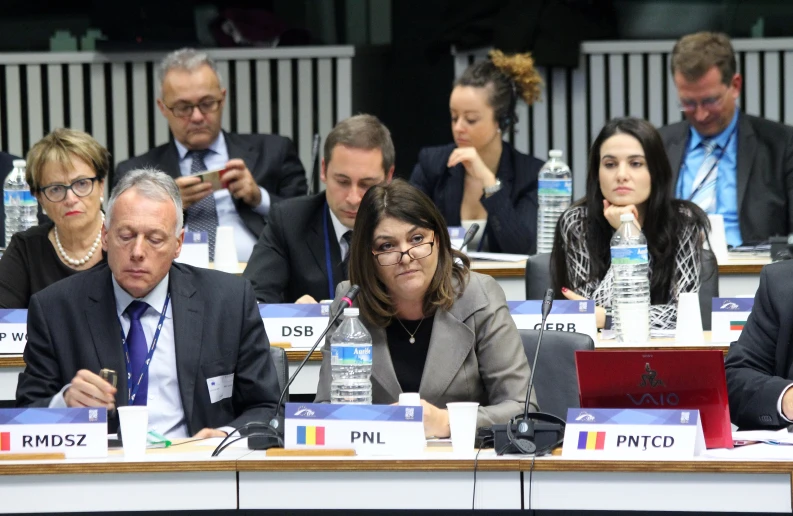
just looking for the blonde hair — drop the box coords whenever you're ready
[25,128,110,191]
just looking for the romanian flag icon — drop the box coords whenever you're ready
[0,432,9,451]
[730,321,746,331]
[297,426,325,445]
[577,431,605,450]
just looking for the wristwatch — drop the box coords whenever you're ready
[483,179,502,197]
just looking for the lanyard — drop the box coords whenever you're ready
[322,203,335,299]
[680,124,738,201]
[118,293,171,404]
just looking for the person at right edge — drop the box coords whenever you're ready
[410,50,544,254]
[660,31,793,247]
[315,180,534,438]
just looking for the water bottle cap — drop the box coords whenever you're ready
[344,307,359,317]
[620,213,635,222]
[548,150,563,158]
[12,160,26,168]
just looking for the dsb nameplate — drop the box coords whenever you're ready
[284,402,425,456]
[508,300,597,342]
[0,407,108,458]
[562,408,705,460]
[259,304,330,348]
[0,309,27,354]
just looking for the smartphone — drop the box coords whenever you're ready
[193,168,229,191]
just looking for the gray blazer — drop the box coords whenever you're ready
[315,272,535,428]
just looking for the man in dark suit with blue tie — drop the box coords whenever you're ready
[16,169,280,438]
[115,48,307,262]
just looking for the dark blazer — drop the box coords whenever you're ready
[16,262,280,435]
[243,192,343,303]
[410,142,543,254]
[315,273,536,429]
[659,112,793,245]
[114,132,308,238]
[725,260,793,430]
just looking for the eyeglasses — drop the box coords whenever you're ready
[164,98,223,118]
[38,177,99,203]
[678,89,730,113]
[372,241,435,266]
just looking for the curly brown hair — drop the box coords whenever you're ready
[489,50,543,105]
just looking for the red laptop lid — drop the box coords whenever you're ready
[575,350,733,449]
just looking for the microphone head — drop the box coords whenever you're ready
[341,285,361,307]
[541,288,554,319]
[543,288,554,303]
[461,223,480,249]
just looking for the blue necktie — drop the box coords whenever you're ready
[691,139,718,213]
[125,301,150,406]
[340,230,352,281]
[186,150,219,260]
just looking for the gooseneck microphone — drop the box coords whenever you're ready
[519,288,554,433]
[460,223,480,250]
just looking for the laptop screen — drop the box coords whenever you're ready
[575,350,733,449]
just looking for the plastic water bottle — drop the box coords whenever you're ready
[536,150,572,254]
[610,213,650,343]
[330,308,372,404]
[4,159,38,247]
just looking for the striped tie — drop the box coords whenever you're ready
[690,139,718,214]
[185,150,218,260]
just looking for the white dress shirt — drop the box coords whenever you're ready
[175,134,269,261]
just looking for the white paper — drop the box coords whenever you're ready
[207,374,234,403]
[467,251,529,262]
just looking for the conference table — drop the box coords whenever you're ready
[1,439,792,513]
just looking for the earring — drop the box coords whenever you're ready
[100,196,104,203]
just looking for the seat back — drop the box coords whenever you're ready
[525,253,552,300]
[518,329,594,419]
[269,346,289,402]
[699,248,718,331]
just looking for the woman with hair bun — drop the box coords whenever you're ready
[410,50,544,254]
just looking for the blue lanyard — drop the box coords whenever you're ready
[118,293,171,405]
[678,124,738,200]
[322,202,334,299]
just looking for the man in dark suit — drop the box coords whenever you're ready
[16,169,280,438]
[725,259,793,429]
[115,48,307,262]
[243,115,394,303]
[659,31,793,247]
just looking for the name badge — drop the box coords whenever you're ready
[0,309,27,354]
[562,408,705,460]
[509,300,597,342]
[207,374,234,403]
[176,231,209,268]
[284,402,424,456]
[711,297,754,343]
[0,407,108,458]
[259,304,330,349]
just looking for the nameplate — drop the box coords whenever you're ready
[0,407,108,458]
[284,402,424,456]
[508,300,598,342]
[0,309,27,354]
[175,231,209,269]
[259,304,331,348]
[711,297,754,343]
[562,408,705,459]
[448,226,466,252]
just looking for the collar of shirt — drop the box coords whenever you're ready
[326,203,353,248]
[174,132,228,166]
[112,273,172,321]
[688,109,740,151]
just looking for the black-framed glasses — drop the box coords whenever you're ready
[164,98,223,118]
[372,241,435,266]
[38,177,99,202]
[678,88,730,113]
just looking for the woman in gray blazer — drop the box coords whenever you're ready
[315,179,535,438]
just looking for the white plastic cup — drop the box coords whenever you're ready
[117,406,148,458]
[446,401,479,454]
[213,226,239,273]
[706,214,729,264]
[399,392,421,406]
[676,292,705,343]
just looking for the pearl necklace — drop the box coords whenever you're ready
[54,212,105,267]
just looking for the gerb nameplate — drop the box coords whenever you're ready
[509,300,597,342]
[0,309,27,354]
[562,408,705,459]
[284,402,424,456]
[259,304,331,349]
[0,408,108,458]
[711,298,754,343]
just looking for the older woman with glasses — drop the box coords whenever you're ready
[315,179,535,437]
[0,129,109,308]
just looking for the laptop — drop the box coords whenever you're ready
[575,350,733,449]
